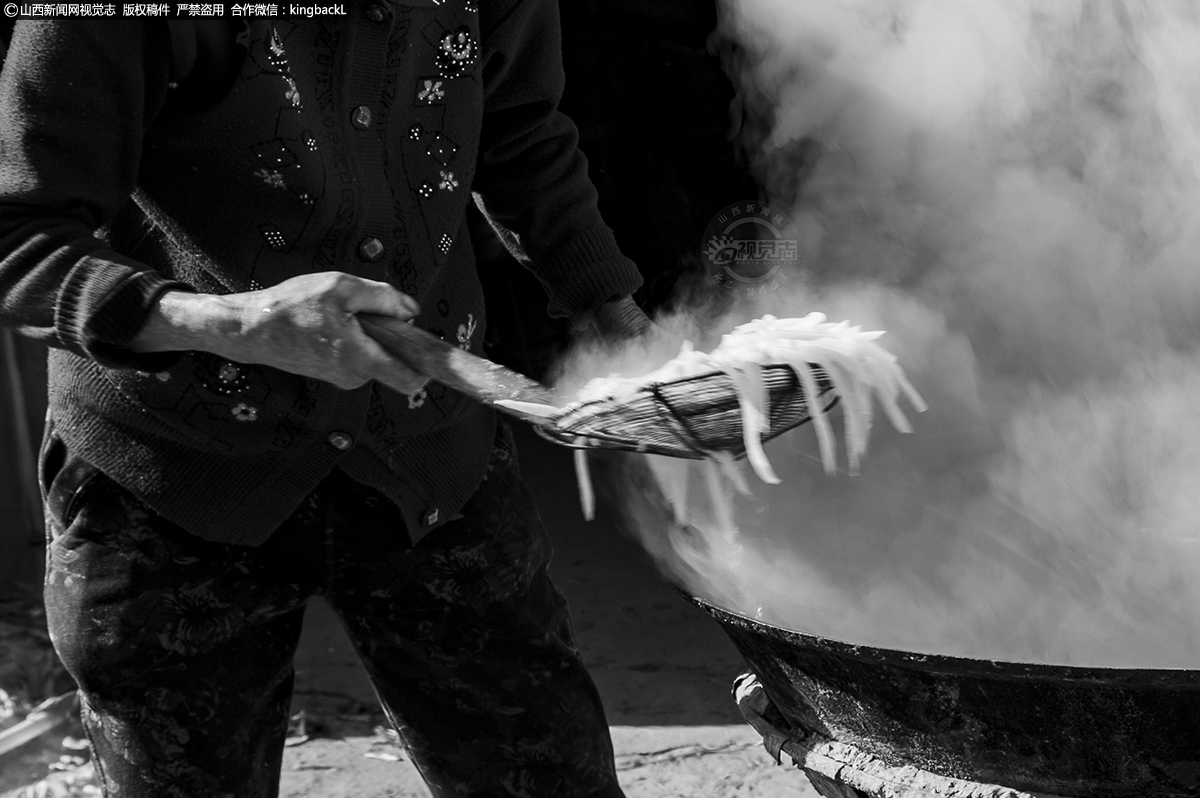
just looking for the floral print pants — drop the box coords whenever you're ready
[41,423,623,798]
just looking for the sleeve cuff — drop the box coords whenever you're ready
[532,226,644,320]
[56,259,196,371]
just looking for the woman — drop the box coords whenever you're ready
[0,8,648,796]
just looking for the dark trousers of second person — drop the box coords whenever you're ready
[40,422,624,798]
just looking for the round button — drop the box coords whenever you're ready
[422,507,440,526]
[327,431,354,451]
[366,4,387,22]
[357,237,385,262]
[351,105,372,129]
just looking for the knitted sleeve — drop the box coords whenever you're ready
[474,0,643,321]
[0,20,193,370]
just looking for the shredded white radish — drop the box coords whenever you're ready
[574,444,595,521]
[567,313,926,490]
[557,313,925,518]
[703,458,736,536]
[647,455,692,525]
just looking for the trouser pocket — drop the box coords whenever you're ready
[38,422,108,541]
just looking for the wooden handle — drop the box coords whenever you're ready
[358,314,561,412]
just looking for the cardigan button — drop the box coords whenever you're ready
[366,4,387,22]
[327,431,354,451]
[351,105,372,129]
[422,507,440,526]
[357,237,385,262]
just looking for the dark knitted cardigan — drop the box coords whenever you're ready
[0,5,642,545]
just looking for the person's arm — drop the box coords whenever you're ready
[473,0,651,340]
[131,275,426,392]
[0,21,425,393]
[0,20,187,369]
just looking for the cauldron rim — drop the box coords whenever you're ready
[691,594,1200,688]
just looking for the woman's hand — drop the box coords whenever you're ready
[132,272,429,394]
[590,296,654,343]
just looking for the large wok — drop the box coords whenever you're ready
[694,597,1200,797]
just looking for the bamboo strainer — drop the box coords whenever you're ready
[359,314,837,461]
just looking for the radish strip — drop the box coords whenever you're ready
[647,454,692,524]
[703,458,736,540]
[712,451,752,496]
[574,444,595,521]
[726,361,778,483]
[822,360,865,474]
[795,359,838,474]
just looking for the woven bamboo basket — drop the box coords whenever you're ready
[358,315,842,460]
[536,364,839,459]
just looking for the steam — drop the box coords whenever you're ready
[558,0,1200,667]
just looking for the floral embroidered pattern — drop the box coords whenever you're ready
[439,170,458,192]
[158,586,239,656]
[267,28,286,63]
[231,403,258,422]
[196,355,250,396]
[457,313,476,350]
[437,27,478,78]
[416,79,446,105]
[254,169,286,189]
[283,77,301,107]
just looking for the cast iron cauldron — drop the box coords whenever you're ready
[693,597,1200,797]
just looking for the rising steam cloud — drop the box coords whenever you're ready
[558,1,1200,667]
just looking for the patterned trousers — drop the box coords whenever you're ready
[40,422,624,798]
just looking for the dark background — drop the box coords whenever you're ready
[476,0,760,378]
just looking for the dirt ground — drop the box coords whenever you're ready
[1,424,820,797]
[280,425,819,797]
